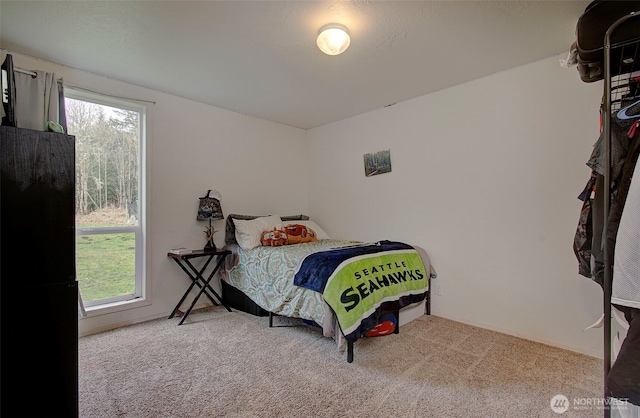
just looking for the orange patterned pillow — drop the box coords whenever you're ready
[283,224,317,244]
[260,228,288,246]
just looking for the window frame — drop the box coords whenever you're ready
[65,87,149,315]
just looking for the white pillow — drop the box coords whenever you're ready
[282,220,331,240]
[234,215,282,250]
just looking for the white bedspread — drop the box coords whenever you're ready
[226,240,356,336]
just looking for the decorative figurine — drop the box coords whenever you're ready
[204,223,218,251]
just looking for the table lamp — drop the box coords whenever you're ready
[197,189,224,251]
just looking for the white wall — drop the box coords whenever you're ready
[5,50,608,357]
[307,56,605,357]
[1,51,308,336]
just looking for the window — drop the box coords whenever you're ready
[65,89,146,310]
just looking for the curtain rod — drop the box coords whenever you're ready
[12,64,155,105]
[4,51,155,105]
[15,67,37,77]
[15,67,60,83]
[64,82,156,105]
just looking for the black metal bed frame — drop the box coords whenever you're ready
[267,276,431,363]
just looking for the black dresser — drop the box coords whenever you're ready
[1,125,78,417]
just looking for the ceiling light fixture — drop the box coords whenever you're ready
[316,23,350,56]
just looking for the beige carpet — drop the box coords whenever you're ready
[79,308,603,417]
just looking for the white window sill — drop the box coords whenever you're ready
[81,297,151,318]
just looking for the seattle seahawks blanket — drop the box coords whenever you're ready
[293,240,429,342]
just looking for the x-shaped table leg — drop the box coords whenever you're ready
[167,251,231,324]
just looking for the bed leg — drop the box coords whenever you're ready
[347,341,353,363]
[426,277,432,316]
[391,309,400,334]
[269,312,273,327]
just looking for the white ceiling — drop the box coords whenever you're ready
[0,0,589,130]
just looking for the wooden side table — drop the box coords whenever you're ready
[167,249,232,325]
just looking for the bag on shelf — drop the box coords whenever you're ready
[576,0,640,83]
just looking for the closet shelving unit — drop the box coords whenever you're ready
[601,11,640,418]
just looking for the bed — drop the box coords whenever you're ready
[221,214,436,362]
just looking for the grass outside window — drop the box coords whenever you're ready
[76,207,136,303]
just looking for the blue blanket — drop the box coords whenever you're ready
[293,240,413,291]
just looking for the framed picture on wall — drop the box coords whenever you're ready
[363,149,391,177]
